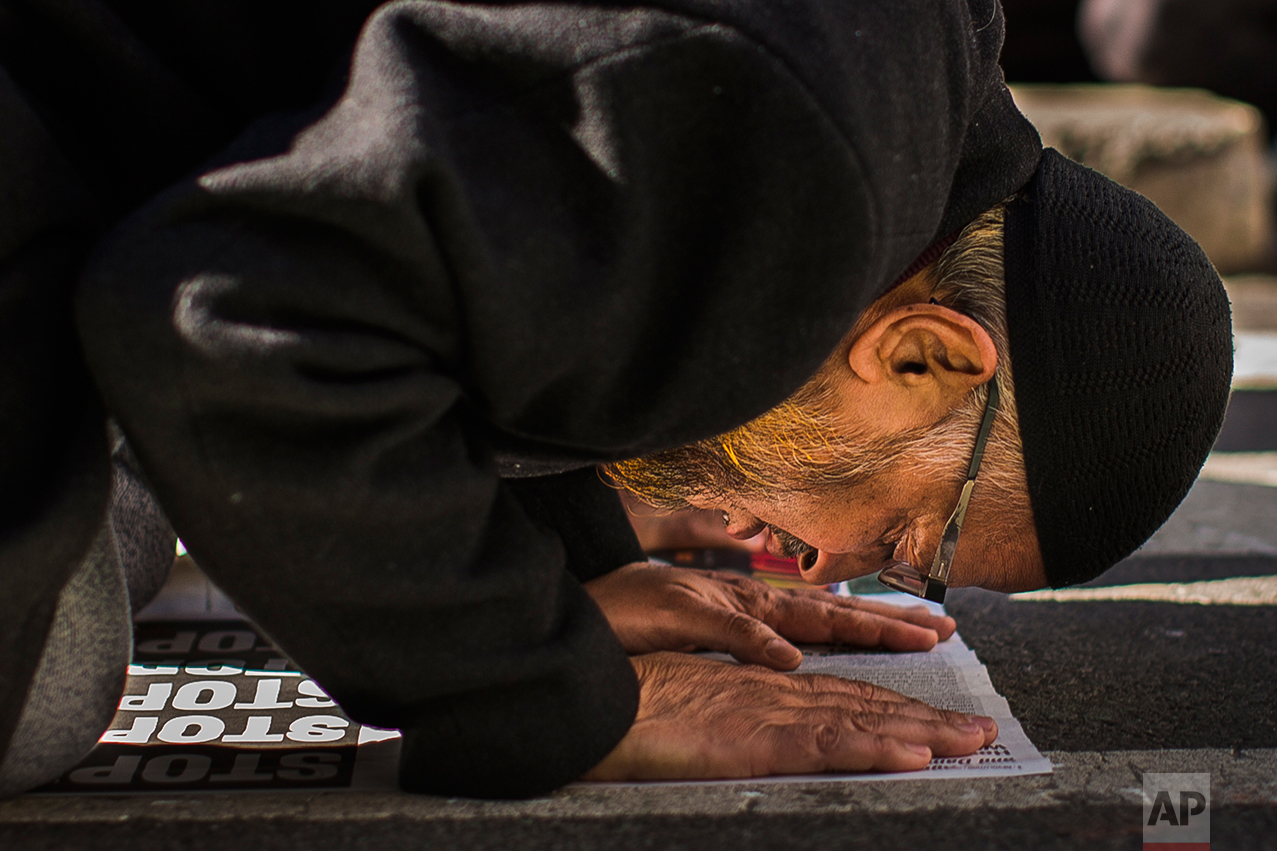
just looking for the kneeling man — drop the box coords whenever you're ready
[66,0,1230,797]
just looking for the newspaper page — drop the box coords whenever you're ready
[779,596,1051,782]
[35,616,402,794]
[35,571,1047,794]
[653,590,1053,785]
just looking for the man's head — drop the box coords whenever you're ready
[608,205,1046,591]
[609,150,1233,594]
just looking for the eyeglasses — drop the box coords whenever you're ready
[876,379,1000,603]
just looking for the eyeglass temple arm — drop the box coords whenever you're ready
[928,380,1000,584]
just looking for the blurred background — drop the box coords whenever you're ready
[1004,0,1277,276]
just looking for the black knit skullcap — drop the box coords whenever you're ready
[1004,149,1233,588]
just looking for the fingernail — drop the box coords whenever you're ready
[905,743,931,756]
[765,639,800,662]
[974,716,996,733]
[956,720,982,733]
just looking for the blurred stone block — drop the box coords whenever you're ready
[1224,274,1277,331]
[1010,83,1275,273]
[1223,275,1277,389]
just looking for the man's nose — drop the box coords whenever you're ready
[724,509,765,540]
[797,549,879,586]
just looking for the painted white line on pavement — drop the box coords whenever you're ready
[1199,452,1277,488]
[1010,575,1277,605]
[1234,331,1277,388]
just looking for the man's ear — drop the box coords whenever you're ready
[847,304,997,396]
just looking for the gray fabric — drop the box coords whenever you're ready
[107,422,176,614]
[0,58,114,797]
[0,518,130,796]
[0,430,176,796]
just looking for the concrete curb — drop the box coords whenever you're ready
[1,749,1274,851]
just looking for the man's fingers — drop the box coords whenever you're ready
[726,581,958,648]
[815,705,992,755]
[589,654,999,782]
[754,594,943,651]
[725,665,997,742]
[673,608,803,670]
[745,590,960,649]
[754,703,991,775]
[831,595,958,640]
[590,565,958,660]
[764,728,933,775]
[769,674,995,734]
[833,611,941,653]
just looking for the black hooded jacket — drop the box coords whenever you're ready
[2,0,1040,797]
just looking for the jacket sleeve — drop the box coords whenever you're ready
[506,467,646,584]
[0,66,112,772]
[76,1,1011,797]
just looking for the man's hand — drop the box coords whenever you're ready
[583,652,997,780]
[585,563,956,670]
